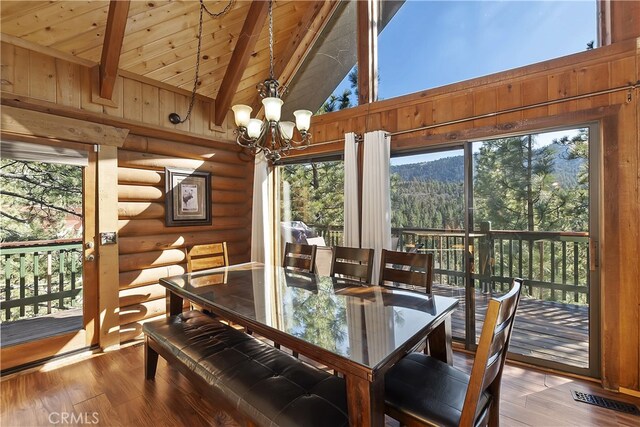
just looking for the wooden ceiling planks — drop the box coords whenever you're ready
[1,0,327,111]
[0,1,107,38]
[213,0,270,125]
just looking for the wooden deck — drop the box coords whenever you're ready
[432,283,590,368]
[0,308,83,347]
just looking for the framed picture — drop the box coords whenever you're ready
[165,167,211,227]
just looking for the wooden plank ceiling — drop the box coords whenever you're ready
[0,0,323,112]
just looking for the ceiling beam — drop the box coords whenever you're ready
[356,0,378,105]
[213,0,270,126]
[99,0,130,100]
[248,0,340,114]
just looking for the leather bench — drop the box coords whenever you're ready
[143,310,349,427]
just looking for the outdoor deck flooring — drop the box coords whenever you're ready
[432,283,590,368]
[0,308,83,347]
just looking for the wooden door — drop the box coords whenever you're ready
[0,143,99,372]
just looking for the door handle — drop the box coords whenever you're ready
[86,254,95,262]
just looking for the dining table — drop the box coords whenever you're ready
[159,262,459,427]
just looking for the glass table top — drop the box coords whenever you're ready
[161,263,458,369]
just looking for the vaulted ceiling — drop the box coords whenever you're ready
[0,0,337,122]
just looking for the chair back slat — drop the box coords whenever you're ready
[330,246,374,284]
[186,242,229,273]
[378,249,433,292]
[460,279,523,426]
[283,243,317,273]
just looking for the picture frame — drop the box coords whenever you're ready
[165,167,212,227]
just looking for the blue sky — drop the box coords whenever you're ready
[334,0,596,101]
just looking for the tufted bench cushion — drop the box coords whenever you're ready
[143,310,349,427]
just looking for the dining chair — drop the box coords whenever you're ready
[186,242,229,273]
[330,246,375,284]
[384,279,523,427]
[282,242,317,273]
[185,242,229,317]
[379,249,434,293]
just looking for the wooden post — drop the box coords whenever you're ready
[97,145,120,351]
[356,0,378,105]
[478,221,492,293]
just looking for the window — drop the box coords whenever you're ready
[277,158,345,248]
[377,0,597,99]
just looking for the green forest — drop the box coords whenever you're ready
[280,130,590,304]
[0,159,83,242]
[280,129,588,234]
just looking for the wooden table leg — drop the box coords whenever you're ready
[345,374,384,427]
[166,289,183,316]
[427,315,453,365]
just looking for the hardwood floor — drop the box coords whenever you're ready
[1,344,638,426]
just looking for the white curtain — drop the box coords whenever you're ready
[251,153,274,265]
[343,132,360,247]
[361,130,392,284]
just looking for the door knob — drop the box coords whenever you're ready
[86,254,95,262]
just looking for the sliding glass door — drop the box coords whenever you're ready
[390,147,467,341]
[468,126,599,376]
[389,125,599,376]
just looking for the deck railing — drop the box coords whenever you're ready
[308,224,590,304]
[0,239,83,322]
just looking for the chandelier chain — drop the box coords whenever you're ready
[176,0,234,124]
[268,0,274,79]
[201,0,234,18]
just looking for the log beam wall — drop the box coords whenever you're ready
[116,134,253,342]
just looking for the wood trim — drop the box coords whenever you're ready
[1,105,129,147]
[99,0,131,100]
[391,105,622,150]
[0,32,97,68]
[97,145,120,350]
[83,150,99,347]
[274,1,339,88]
[213,0,269,125]
[1,94,240,150]
[0,330,87,372]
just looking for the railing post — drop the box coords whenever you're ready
[34,252,40,315]
[19,252,26,317]
[4,254,11,321]
[47,251,52,314]
[59,250,66,310]
[478,221,493,293]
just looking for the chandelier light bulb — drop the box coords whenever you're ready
[279,121,295,140]
[262,97,283,122]
[231,104,252,127]
[247,118,263,139]
[293,110,312,132]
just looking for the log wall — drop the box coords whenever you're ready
[303,38,640,393]
[116,134,253,342]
